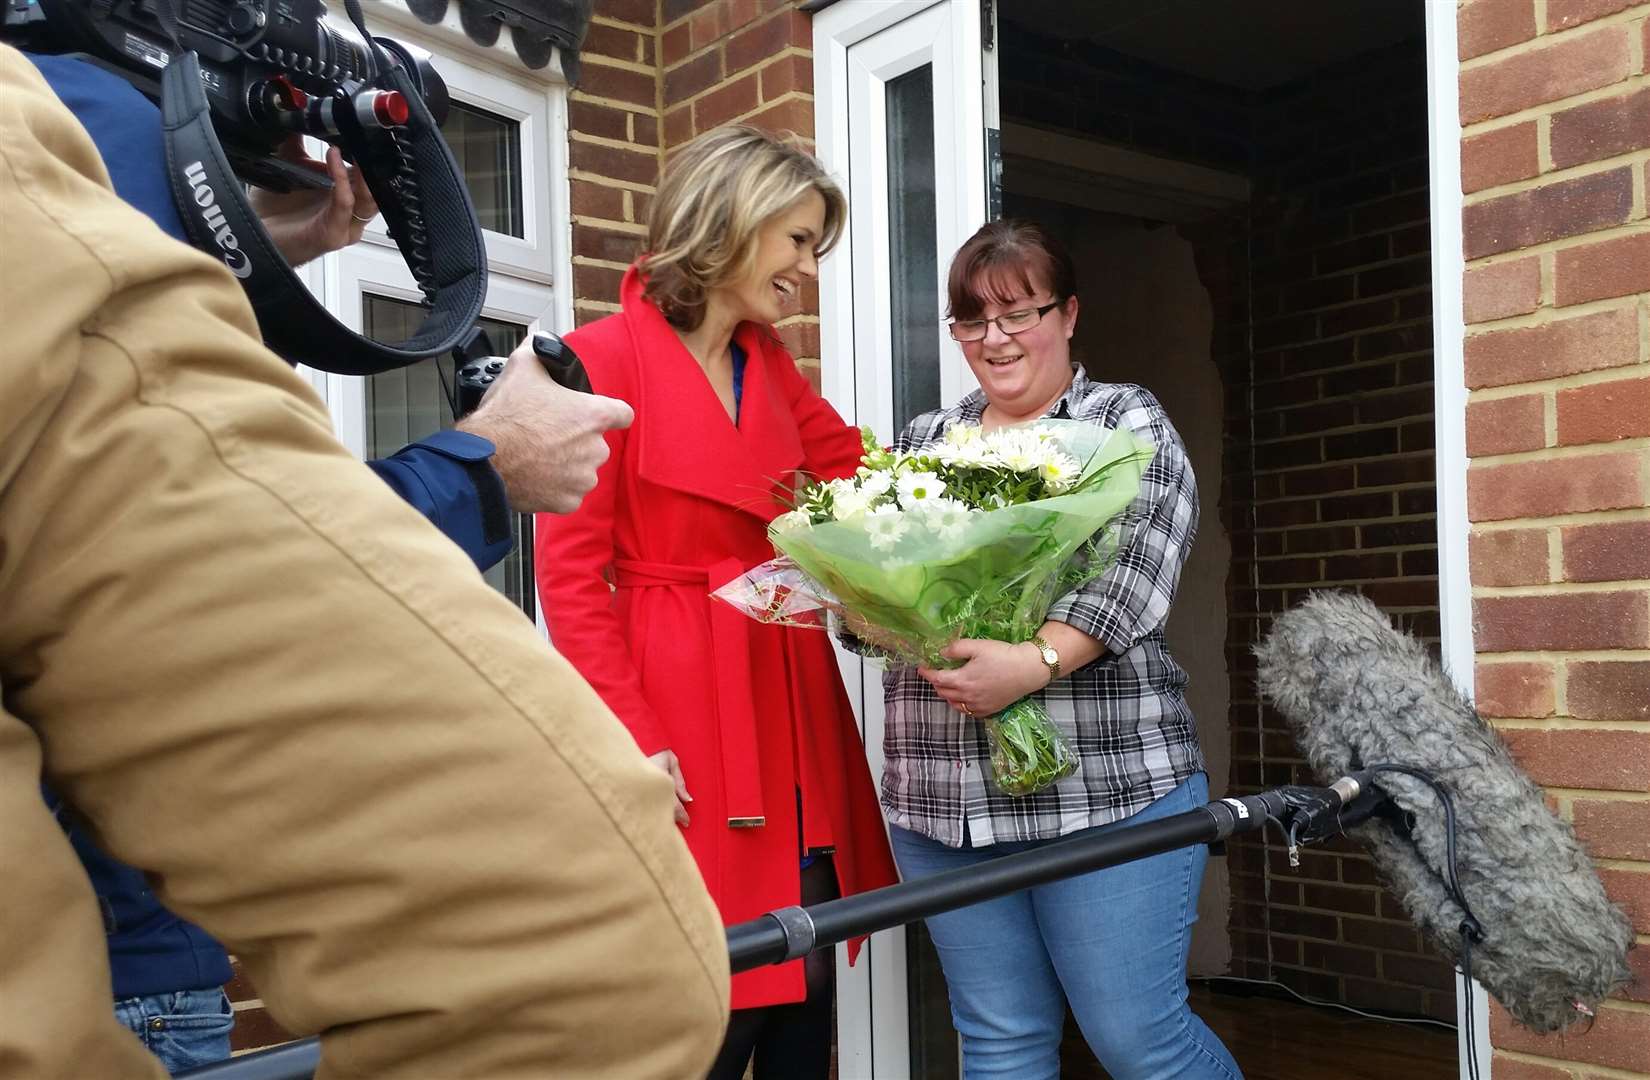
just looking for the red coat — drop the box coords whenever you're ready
[535,267,898,1009]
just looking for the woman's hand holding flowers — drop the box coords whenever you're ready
[920,639,1050,718]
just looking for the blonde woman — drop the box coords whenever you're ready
[535,125,897,1080]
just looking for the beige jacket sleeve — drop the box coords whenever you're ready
[0,45,727,1080]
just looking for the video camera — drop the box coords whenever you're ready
[5,0,490,376]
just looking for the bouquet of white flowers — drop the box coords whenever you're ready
[716,418,1152,796]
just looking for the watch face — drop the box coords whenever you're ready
[1040,644,1058,665]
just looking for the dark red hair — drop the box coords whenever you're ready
[946,219,1077,320]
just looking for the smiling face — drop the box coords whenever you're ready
[956,266,1080,420]
[712,190,827,327]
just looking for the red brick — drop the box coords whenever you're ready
[1597,870,1650,936]
[661,22,692,66]
[1556,376,1650,445]
[1464,256,1541,322]
[1624,935,1650,1002]
[723,0,763,36]
[569,137,659,186]
[726,10,809,74]
[1569,660,1650,721]
[569,98,631,142]
[599,0,656,27]
[1467,393,1547,456]
[1572,797,1650,859]
[1463,306,1638,388]
[1554,229,1650,306]
[663,103,693,148]
[1490,998,1650,1072]
[1563,520,1650,582]
[1462,167,1635,260]
[688,3,724,51]
[744,95,814,139]
[576,60,656,108]
[1551,87,1650,169]
[695,72,759,128]
[1470,452,1645,521]
[759,52,811,101]
[664,47,723,103]
[1487,1059,1575,1080]
[569,178,626,219]
[1461,121,1540,193]
[776,318,821,361]
[572,261,625,304]
[581,20,644,63]
[1459,0,1537,59]
[1459,25,1633,124]
[796,358,822,394]
[1547,0,1636,31]
[1499,728,1650,792]
[1474,659,1557,716]
[572,224,644,264]
[1474,589,1650,650]
[633,111,659,148]
[229,1005,295,1052]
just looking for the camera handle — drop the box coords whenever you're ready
[452,332,593,421]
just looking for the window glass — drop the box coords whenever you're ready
[885,64,941,432]
[443,101,525,238]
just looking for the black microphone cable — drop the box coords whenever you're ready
[1364,763,1485,1080]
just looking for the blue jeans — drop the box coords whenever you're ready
[114,987,234,1075]
[889,773,1241,1080]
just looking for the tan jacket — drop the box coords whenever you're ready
[0,45,727,1079]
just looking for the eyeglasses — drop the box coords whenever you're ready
[947,299,1064,342]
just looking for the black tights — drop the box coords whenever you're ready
[706,856,840,1080]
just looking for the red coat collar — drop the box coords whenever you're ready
[620,266,804,522]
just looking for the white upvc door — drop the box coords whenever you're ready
[813,2,997,1076]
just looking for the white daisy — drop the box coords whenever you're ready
[865,507,910,550]
[896,470,947,507]
[1039,452,1081,491]
[858,469,895,497]
[923,497,972,540]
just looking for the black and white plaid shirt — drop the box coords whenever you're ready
[881,368,1205,847]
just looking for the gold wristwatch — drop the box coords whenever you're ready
[1030,634,1061,682]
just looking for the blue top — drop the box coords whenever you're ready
[29,52,511,997]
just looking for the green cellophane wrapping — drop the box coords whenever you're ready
[717,422,1153,796]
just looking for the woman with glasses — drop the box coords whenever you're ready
[882,219,1241,1079]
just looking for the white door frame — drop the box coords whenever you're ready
[814,2,990,1075]
[1420,5,1488,1079]
[818,2,1480,1076]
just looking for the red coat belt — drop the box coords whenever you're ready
[612,557,767,827]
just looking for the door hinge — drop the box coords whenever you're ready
[982,0,995,50]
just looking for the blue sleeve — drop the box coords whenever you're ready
[24,52,189,243]
[367,430,514,572]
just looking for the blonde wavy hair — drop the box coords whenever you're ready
[641,124,846,330]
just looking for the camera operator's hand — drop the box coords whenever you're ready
[457,340,634,514]
[249,137,379,267]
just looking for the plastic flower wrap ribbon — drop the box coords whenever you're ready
[715,419,1154,796]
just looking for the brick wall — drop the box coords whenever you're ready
[563,0,825,377]
[1457,0,1650,1075]
[567,0,660,327]
[1224,40,1455,1022]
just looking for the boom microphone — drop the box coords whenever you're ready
[1255,591,1633,1033]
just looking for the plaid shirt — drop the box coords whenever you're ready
[881,368,1205,847]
